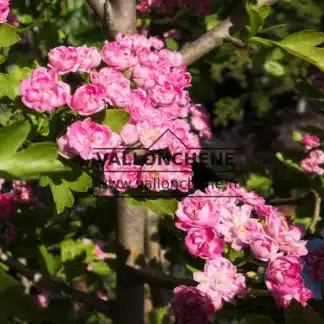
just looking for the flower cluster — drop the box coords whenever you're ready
[300,134,324,175]
[170,184,311,323]
[137,0,212,16]
[20,33,212,194]
[0,0,9,23]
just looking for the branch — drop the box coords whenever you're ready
[180,0,277,65]
[87,0,137,39]
[310,189,321,233]
[0,251,114,317]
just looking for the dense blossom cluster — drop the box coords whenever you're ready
[170,184,311,323]
[0,0,9,23]
[20,33,212,193]
[137,0,212,16]
[300,134,324,175]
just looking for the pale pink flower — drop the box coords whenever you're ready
[136,116,170,150]
[185,227,225,259]
[37,294,49,308]
[194,257,247,310]
[64,118,121,160]
[301,157,324,175]
[94,245,106,260]
[169,286,215,324]
[69,84,107,115]
[265,254,311,308]
[120,123,139,145]
[225,183,265,207]
[76,45,101,72]
[90,67,131,108]
[97,291,109,301]
[190,104,212,139]
[301,134,320,150]
[48,46,79,74]
[101,41,138,71]
[250,234,279,261]
[217,204,253,250]
[20,67,71,112]
[158,49,183,67]
[104,150,141,192]
[150,81,179,106]
[0,0,9,23]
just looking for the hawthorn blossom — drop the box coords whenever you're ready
[265,254,312,308]
[59,118,121,160]
[170,286,215,324]
[76,45,101,72]
[185,227,225,259]
[20,67,71,112]
[69,84,107,116]
[0,193,15,219]
[301,135,320,150]
[0,0,9,23]
[194,257,247,310]
[48,46,79,74]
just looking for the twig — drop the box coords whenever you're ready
[180,0,278,66]
[224,35,249,49]
[154,9,185,24]
[0,251,114,317]
[309,189,321,233]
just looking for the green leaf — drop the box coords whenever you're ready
[0,121,30,158]
[61,239,95,263]
[0,269,38,321]
[89,262,111,275]
[149,307,168,324]
[204,14,220,31]
[245,173,272,195]
[0,24,20,47]
[228,248,244,262]
[0,66,32,100]
[145,198,178,216]
[94,108,130,133]
[264,60,285,76]
[0,55,5,64]
[38,245,61,275]
[165,38,179,51]
[285,301,324,324]
[186,264,200,273]
[40,170,92,213]
[243,314,275,324]
[253,31,324,72]
[0,142,70,179]
[246,4,271,37]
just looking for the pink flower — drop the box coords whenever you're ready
[217,204,253,250]
[265,254,311,308]
[301,157,324,175]
[158,49,183,67]
[194,257,247,310]
[120,123,139,145]
[20,67,71,112]
[225,183,265,207]
[94,245,106,260]
[101,42,138,71]
[136,116,170,150]
[0,193,15,219]
[48,46,79,74]
[10,181,36,204]
[304,246,324,281]
[250,234,279,261]
[90,68,131,108]
[104,150,141,192]
[140,158,193,192]
[0,0,9,23]
[301,135,320,150]
[150,81,179,106]
[97,291,109,301]
[37,294,49,308]
[185,227,225,259]
[76,46,101,72]
[169,286,215,324]
[57,135,77,159]
[69,84,107,115]
[64,118,121,160]
[190,104,212,139]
